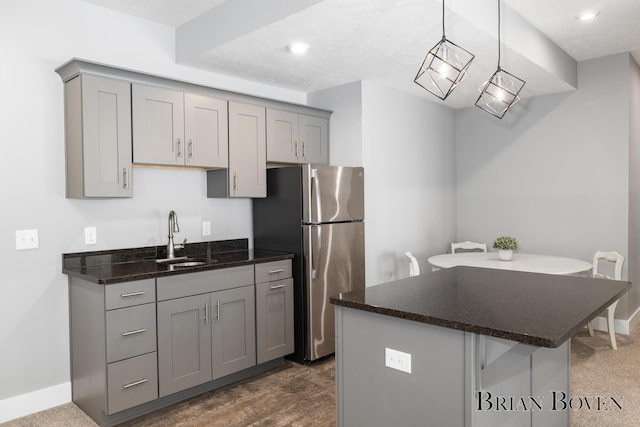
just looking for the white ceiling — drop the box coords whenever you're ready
[82,0,640,108]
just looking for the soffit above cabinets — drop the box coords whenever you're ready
[81,0,640,109]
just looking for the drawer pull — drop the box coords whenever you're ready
[269,269,285,274]
[270,284,286,290]
[121,328,147,337]
[123,378,148,389]
[121,291,146,298]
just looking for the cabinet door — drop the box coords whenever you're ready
[66,74,132,198]
[228,102,266,197]
[266,109,298,163]
[157,294,212,397]
[212,285,256,379]
[132,84,185,166]
[299,115,328,164]
[184,93,228,168]
[256,278,294,364]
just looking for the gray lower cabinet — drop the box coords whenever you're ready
[207,101,266,198]
[62,74,132,198]
[266,108,329,164]
[69,278,157,424]
[255,260,294,363]
[156,266,256,397]
[157,293,212,397]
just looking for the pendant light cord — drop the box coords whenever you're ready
[497,0,501,68]
[442,0,446,38]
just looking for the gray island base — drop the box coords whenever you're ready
[331,266,630,427]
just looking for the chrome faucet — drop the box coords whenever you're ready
[167,210,186,259]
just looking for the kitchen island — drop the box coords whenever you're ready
[330,266,630,427]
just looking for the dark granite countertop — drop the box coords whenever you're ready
[330,266,630,348]
[62,239,293,285]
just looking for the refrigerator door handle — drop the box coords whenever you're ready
[311,225,321,279]
[311,168,323,223]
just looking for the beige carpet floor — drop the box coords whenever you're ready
[3,324,638,427]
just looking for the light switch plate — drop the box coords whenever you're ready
[202,221,211,237]
[84,227,97,245]
[16,229,39,250]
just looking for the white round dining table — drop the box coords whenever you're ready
[427,252,593,275]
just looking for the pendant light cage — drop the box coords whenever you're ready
[414,0,475,100]
[475,0,526,118]
[414,37,475,100]
[476,67,525,118]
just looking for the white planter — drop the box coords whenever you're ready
[498,249,513,261]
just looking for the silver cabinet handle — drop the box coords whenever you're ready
[216,300,221,322]
[122,168,129,189]
[121,291,146,298]
[269,269,285,274]
[176,138,183,158]
[123,378,148,389]
[188,139,194,158]
[233,172,238,191]
[295,140,299,157]
[302,141,306,157]
[204,302,209,324]
[270,283,286,290]
[121,328,146,337]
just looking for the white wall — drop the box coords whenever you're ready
[0,0,307,418]
[456,53,639,321]
[311,81,458,285]
[627,55,640,318]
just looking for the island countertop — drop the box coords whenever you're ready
[330,266,630,348]
[62,238,293,284]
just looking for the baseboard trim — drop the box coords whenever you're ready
[0,382,71,423]
[590,307,640,335]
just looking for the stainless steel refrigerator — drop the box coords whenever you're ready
[253,164,365,362]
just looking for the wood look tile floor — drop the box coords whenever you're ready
[120,356,335,427]
[2,356,336,427]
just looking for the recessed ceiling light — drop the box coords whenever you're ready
[287,42,310,55]
[577,10,600,21]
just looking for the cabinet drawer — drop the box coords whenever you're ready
[107,352,158,414]
[105,279,155,310]
[157,265,254,301]
[106,303,156,363]
[255,260,292,284]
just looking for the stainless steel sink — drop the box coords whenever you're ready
[158,257,218,269]
[171,261,207,268]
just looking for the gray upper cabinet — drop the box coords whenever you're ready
[132,84,228,168]
[207,101,266,198]
[266,108,328,164]
[63,74,132,198]
[184,93,228,168]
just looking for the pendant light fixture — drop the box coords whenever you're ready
[476,0,525,119]
[414,0,475,100]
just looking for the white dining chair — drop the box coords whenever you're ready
[451,241,487,253]
[588,250,624,350]
[405,252,420,276]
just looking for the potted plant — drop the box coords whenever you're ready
[493,236,518,261]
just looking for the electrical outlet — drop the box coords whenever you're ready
[84,227,97,245]
[202,221,211,237]
[16,229,39,250]
[385,348,412,374]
